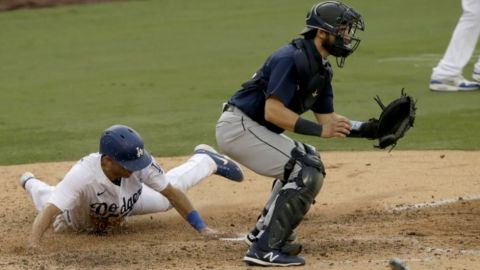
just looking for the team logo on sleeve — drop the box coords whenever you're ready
[151,162,164,174]
[136,147,144,157]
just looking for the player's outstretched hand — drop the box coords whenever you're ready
[321,116,352,138]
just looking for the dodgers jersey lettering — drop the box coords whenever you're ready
[48,153,168,231]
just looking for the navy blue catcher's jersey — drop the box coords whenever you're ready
[228,42,334,134]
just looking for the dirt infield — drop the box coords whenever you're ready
[1,150,479,269]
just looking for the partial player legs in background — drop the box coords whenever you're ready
[20,172,55,212]
[429,76,480,91]
[430,0,480,91]
[473,58,480,81]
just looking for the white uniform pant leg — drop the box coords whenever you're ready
[165,154,216,193]
[432,0,480,78]
[475,56,480,73]
[25,178,55,212]
[131,154,215,215]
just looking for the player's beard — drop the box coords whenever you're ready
[322,33,341,57]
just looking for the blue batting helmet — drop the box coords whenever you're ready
[99,124,152,171]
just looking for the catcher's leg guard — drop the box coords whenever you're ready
[246,179,301,255]
[249,179,285,237]
[256,145,325,251]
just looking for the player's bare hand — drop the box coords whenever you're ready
[321,117,352,138]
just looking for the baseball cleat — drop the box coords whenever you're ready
[245,231,258,246]
[473,71,480,82]
[245,229,296,245]
[194,144,244,182]
[245,231,302,256]
[429,76,480,91]
[243,243,305,267]
[19,172,36,189]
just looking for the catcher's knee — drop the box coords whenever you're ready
[284,143,325,196]
[300,166,324,198]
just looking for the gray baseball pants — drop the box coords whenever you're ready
[215,104,318,234]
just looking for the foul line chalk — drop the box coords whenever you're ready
[219,235,245,242]
[390,194,480,212]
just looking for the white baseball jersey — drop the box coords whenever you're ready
[48,153,168,232]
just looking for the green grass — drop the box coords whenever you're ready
[0,0,479,165]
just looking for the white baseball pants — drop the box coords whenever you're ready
[432,0,480,79]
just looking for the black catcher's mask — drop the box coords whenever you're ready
[301,1,365,67]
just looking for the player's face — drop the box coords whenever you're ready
[110,161,133,178]
[102,156,133,179]
[320,32,336,53]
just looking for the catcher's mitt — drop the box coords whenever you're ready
[373,89,416,150]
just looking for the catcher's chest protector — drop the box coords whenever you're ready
[290,39,332,114]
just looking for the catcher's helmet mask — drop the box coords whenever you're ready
[99,124,152,172]
[301,1,364,67]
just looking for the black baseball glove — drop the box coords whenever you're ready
[373,89,416,149]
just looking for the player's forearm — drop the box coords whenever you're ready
[172,194,207,232]
[264,97,299,131]
[29,203,61,247]
[168,189,195,218]
[162,185,207,232]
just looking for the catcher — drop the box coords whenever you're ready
[215,1,415,266]
[20,124,244,248]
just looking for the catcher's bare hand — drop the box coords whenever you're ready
[321,116,352,138]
